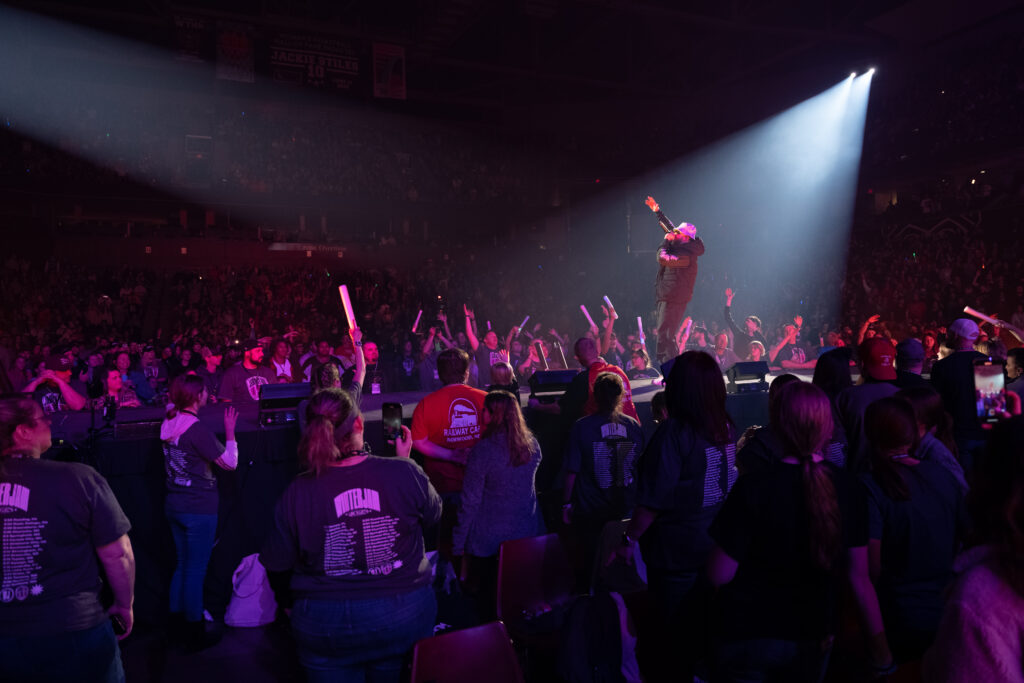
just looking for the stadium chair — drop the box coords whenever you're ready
[410,621,524,683]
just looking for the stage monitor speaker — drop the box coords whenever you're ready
[727,361,770,394]
[259,382,312,425]
[528,369,578,403]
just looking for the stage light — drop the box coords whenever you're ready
[868,67,876,74]
[850,72,857,78]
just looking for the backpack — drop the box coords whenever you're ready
[557,591,640,683]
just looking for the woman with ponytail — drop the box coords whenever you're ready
[161,374,238,651]
[858,396,965,663]
[260,387,441,682]
[706,381,871,681]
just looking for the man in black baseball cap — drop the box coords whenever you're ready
[218,340,275,403]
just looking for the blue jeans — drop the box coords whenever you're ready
[0,620,124,683]
[166,508,218,622]
[714,638,832,683]
[291,585,437,683]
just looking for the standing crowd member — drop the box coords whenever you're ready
[0,395,135,682]
[930,318,987,475]
[723,288,768,361]
[218,340,276,403]
[411,348,487,553]
[452,391,542,616]
[924,416,1024,682]
[707,382,869,681]
[563,372,644,586]
[611,350,736,681]
[161,375,239,651]
[261,388,441,682]
[859,397,965,662]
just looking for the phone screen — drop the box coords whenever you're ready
[382,402,403,441]
[974,359,1006,423]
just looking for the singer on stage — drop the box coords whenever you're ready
[654,224,705,364]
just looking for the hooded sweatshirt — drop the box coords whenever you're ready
[161,411,226,515]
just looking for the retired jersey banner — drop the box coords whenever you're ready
[372,43,406,100]
[269,33,361,91]
[174,15,209,63]
[216,23,255,83]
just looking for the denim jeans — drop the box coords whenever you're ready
[291,585,437,683]
[0,620,124,683]
[714,637,832,683]
[166,508,218,622]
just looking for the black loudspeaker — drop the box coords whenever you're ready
[528,369,579,403]
[259,382,312,425]
[726,361,770,394]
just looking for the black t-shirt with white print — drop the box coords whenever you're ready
[0,458,131,635]
[634,418,737,572]
[260,456,442,601]
[219,363,277,403]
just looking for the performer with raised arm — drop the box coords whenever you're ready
[646,196,705,365]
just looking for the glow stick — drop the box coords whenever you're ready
[637,316,645,342]
[338,285,355,330]
[963,306,1000,327]
[603,295,618,319]
[411,309,423,333]
[580,305,597,329]
[516,315,529,337]
[486,320,492,330]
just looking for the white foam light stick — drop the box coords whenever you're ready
[603,295,618,319]
[411,309,423,333]
[581,304,597,330]
[637,316,645,342]
[516,315,530,337]
[338,285,356,330]
[963,305,1001,328]
[486,320,492,330]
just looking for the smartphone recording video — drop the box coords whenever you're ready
[974,358,1006,424]
[382,402,403,442]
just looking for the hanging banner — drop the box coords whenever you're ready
[174,15,209,63]
[269,33,361,91]
[216,23,255,83]
[373,43,406,100]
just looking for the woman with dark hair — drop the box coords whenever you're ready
[812,346,854,464]
[896,386,967,493]
[0,395,135,682]
[925,415,1024,681]
[611,350,737,678]
[260,387,441,682]
[626,347,660,380]
[707,381,872,681]
[452,390,542,607]
[161,374,238,650]
[96,366,142,409]
[563,372,645,582]
[859,396,964,663]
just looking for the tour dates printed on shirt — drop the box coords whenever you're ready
[323,487,402,577]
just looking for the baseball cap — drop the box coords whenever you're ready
[45,355,74,372]
[242,339,261,351]
[948,318,979,342]
[858,337,897,381]
[895,338,925,364]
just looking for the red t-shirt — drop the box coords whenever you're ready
[582,361,640,422]
[411,383,487,494]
